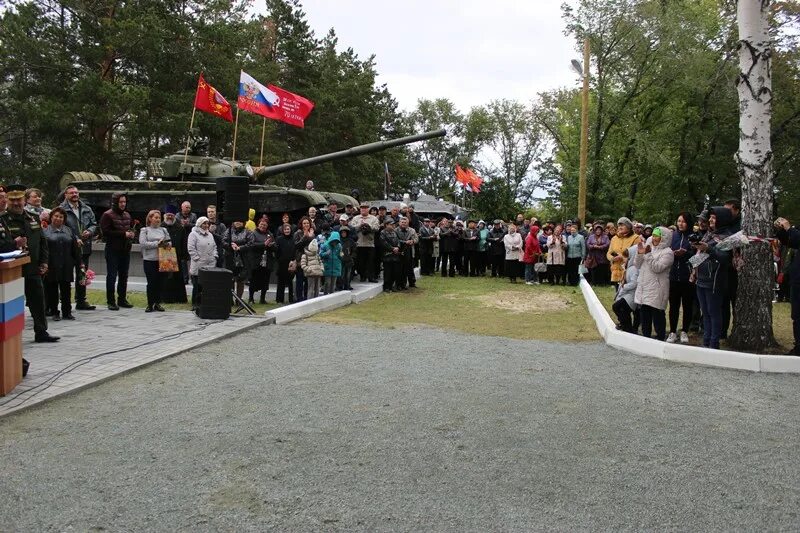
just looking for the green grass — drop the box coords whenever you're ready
[312,275,602,342]
[86,289,280,314]
[593,285,794,354]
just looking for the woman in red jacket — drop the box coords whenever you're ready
[522,225,541,285]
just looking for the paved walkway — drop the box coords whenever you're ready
[0,308,269,417]
[2,323,799,530]
[1,274,388,417]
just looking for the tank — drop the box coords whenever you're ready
[61,129,446,223]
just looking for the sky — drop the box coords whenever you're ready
[296,0,582,113]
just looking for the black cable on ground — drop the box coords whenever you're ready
[0,319,230,410]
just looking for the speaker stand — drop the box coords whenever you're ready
[231,290,256,316]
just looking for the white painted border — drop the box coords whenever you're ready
[579,276,800,374]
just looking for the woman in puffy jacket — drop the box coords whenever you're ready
[666,212,696,344]
[187,217,218,310]
[693,207,734,349]
[634,226,675,341]
[608,217,641,288]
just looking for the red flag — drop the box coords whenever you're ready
[267,84,315,128]
[194,74,233,122]
[466,168,483,193]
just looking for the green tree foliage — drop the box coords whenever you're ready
[543,0,800,222]
[0,0,413,200]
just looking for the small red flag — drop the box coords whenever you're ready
[194,73,233,122]
[466,168,483,193]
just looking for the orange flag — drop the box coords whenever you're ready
[466,168,483,193]
[455,164,470,186]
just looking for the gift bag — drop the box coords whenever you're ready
[158,246,179,273]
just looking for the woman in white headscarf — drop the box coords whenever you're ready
[187,216,218,310]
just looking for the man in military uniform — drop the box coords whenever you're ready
[0,184,7,215]
[2,184,59,342]
[0,187,15,252]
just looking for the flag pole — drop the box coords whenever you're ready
[183,106,197,164]
[231,107,240,160]
[384,161,388,200]
[259,117,266,166]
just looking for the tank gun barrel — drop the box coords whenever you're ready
[255,129,446,179]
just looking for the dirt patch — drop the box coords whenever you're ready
[473,290,572,313]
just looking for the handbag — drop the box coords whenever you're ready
[233,251,244,269]
[584,255,598,270]
[158,246,179,273]
[534,257,547,273]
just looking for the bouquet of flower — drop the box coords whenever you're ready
[714,230,750,252]
[78,267,95,287]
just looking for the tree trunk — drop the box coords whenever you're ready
[728,0,776,352]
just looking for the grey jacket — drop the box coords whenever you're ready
[187,227,218,276]
[138,226,171,261]
[60,199,98,254]
[615,246,640,310]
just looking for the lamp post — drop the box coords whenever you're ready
[571,38,590,224]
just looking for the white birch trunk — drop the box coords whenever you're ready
[729,0,776,351]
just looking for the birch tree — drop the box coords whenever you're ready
[728,0,776,351]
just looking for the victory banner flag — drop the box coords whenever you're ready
[193,74,233,122]
[237,71,315,128]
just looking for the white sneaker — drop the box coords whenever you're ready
[680,331,689,344]
[666,332,678,343]
[525,281,535,285]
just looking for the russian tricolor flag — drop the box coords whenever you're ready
[238,71,281,120]
[236,70,315,128]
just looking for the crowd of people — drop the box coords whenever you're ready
[1,184,798,357]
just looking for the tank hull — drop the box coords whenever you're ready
[64,178,328,223]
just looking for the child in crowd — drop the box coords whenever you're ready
[612,246,640,333]
[338,226,356,290]
[320,231,343,294]
[301,238,323,298]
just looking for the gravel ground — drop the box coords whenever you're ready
[2,322,799,531]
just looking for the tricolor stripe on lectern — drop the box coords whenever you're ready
[0,277,25,342]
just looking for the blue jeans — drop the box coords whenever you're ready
[524,263,536,282]
[105,247,130,304]
[697,286,723,349]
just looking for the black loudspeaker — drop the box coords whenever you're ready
[216,176,250,224]
[198,267,233,319]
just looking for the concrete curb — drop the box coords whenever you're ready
[579,277,800,374]
[265,291,353,324]
[265,267,420,324]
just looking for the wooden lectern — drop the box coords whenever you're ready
[0,256,30,396]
